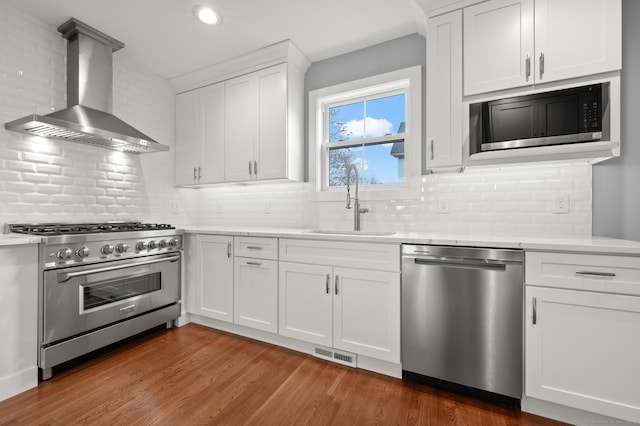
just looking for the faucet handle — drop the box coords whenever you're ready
[359,207,369,214]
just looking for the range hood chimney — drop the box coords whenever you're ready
[5,18,169,153]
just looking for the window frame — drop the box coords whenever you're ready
[309,66,422,200]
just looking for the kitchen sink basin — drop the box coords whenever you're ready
[304,229,396,236]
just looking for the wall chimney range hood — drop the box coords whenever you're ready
[5,18,169,153]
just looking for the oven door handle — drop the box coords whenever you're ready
[57,255,181,283]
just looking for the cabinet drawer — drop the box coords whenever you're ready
[525,251,640,295]
[234,236,278,260]
[280,239,400,272]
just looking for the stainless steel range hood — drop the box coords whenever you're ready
[5,18,169,153]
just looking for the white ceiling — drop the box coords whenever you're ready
[3,0,431,80]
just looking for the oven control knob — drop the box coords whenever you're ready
[101,244,114,255]
[148,240,157,249]
[115,243,129,254]
[57,247,72,260]
[76,247,90,258]
[136,241,148,251]
[158,240,167,248]
[168,238,177,248]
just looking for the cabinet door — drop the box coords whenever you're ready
[200,83,225,184]
[234,257,278,333]
[463,0,534,95]
[278,262,333,346]
[426,10,462,170]
[534,0,621,84]
[525,286,640,422]
[175,90,201,185]
[255,63,288,181]
[188,235,234,322]
[225,74,256,182]
[333,268,400,363]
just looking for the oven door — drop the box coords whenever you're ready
[42,253,180,345]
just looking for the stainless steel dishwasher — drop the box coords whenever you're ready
[402,244,524,401]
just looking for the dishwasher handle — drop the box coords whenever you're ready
[411,256,511,271]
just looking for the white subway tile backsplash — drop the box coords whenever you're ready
[0,3,194,228]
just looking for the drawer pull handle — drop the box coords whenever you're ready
[575,271,616,278]
[246,246,263,250]
[246,261,262,266]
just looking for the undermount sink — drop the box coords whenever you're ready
[305,229,396,236]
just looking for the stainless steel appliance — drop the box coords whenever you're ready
[4,18,169,153]
[6,222,182,380]
[469,82,609,154]
[401,244,524,402]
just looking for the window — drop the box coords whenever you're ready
[327,93,406,186]
[309,66,421,195]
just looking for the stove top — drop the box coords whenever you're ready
[6,221,175,236]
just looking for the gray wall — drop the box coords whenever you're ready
[593,0,640,240]
[304,33,427,181]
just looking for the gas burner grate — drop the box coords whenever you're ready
[6,222,175,236]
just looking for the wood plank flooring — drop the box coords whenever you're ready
[0,324,566,425]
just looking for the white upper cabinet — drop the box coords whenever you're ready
[426,10,463,171]
[175,82,225,186]
[534,0,621,84]
[464,0,534,95]
[175,90,201,186]
[225,64,290,182]
[224,73,256,182]
[463,0,621,96]
[172,40,309,186]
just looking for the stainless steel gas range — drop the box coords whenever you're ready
[6,222,183,380]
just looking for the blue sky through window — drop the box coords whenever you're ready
[328,93,405,185]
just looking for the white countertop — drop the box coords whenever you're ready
[0,234,42,246]
[4,224,639,255]
[182,226,640,256]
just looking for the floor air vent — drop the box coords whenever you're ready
[313,346,357,368]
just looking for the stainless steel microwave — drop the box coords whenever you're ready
[469,83,610,154]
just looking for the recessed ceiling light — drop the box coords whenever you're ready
[192,5,221,25]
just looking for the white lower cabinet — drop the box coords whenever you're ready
[278,262,333,346]
[525,251,640,423]
[332,267,400,362]
[186,234,234,322]
[279,238,401,364]
[234,256,278,333]
[0,244,38,402]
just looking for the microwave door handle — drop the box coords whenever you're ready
[57,255,180,283]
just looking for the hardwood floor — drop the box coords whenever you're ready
[0,324,566,425]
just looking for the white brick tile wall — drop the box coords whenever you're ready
[0,4,595,238]
[193,163,592,238]
[0,3,196,228]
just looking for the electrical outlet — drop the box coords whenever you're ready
[215,204,223,214]
[264,203,271,214]
[438,197,450,214]
[553,194,570,214]
[171,201,181,214]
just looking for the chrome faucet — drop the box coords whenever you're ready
[345,164,369,231]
